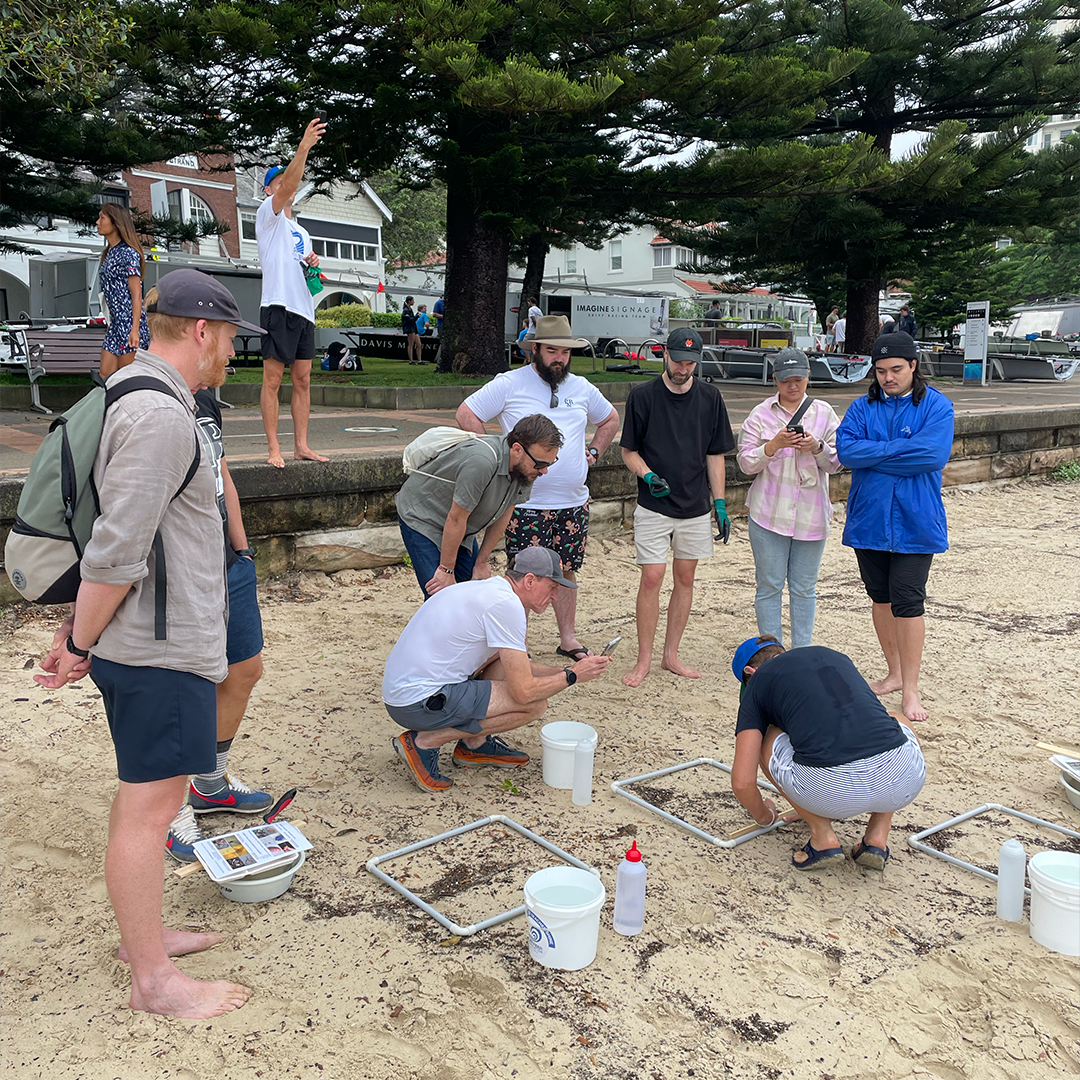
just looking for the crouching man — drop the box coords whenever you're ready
[728,635,926,872]
[381,547,612,792]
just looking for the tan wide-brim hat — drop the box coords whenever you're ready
[532,314,589,348]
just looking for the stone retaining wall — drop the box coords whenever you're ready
[1,404,1077,601]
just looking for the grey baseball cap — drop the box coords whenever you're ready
[147,269,265,333]
[511,547,577,589]
[773,347,810,379]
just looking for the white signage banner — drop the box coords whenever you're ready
[571,296,668,341]
[964,300,990,386]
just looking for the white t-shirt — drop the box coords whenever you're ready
[463,365,614,509]
[527,305,543,328]
[833,318,847,343]
[382,578,526,706]
[256,197,315,322]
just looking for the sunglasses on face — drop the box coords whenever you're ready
[523,446,558,470]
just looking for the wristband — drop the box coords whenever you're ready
[234,547,257,559]
[66,635,90,659]
[437,565,454,575]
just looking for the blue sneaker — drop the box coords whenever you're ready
[165,804,205,864]
[188,773,274,815]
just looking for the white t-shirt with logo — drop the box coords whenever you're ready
[381,577,526,706]
[463,365,614,509]
[256,197,315,322]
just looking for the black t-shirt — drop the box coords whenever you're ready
[736,647,907,767]
[619,375,735,518]
[194,389,236,568]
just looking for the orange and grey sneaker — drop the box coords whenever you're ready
[393,731,452,792]
[452,735,530,768]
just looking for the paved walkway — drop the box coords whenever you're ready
[1,378,1075,474]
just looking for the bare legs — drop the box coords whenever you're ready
[99,350,135,380]
[215,653,264,742]
[623,558,700,687]
[868,603,928,722]
[260,356,328,467]
[107,776,249,1017]
[552,571,586,654]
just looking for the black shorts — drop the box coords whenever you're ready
[855,549,934,618]
[90,657,217,783]
[261,305,314,365]
[504,505,589,573]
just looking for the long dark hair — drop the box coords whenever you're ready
[98,204,146,278]
[868,357,928,405]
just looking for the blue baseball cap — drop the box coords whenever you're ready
[731,635,782,682]
[263,166,285,188]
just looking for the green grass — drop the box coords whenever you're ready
[1,355,661,388]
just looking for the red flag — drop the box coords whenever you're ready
[377,281,385,294]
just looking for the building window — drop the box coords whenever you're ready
[1043,132,1052,149]
[610,239,622,271]
[240,213,257,241]
[653,245,672,267]
[94,190,129,208]
[566,247,577,273]
[675,246,695,267]
[1062,129,1074,139]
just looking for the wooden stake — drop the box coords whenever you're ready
[1036,741,1080,757]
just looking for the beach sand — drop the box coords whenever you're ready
[2,479,1078,1080]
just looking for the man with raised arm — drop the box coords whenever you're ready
[257,116,329,467]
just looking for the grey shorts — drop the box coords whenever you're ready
[384,679,492,735]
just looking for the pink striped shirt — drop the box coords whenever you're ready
[737,394,842,541]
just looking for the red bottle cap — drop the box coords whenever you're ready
[625,840,642,862]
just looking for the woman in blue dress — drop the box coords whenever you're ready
[96,204,150,378]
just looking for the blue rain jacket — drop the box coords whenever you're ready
[836,386,954,553]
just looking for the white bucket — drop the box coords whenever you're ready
[1028,851,1080,956]
[540,721,598,789]
[217,850,306,904]
[524,865,606,971]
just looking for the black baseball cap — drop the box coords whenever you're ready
[147,270,265,333]
[666,327,703,363]
[871,331,918,361]
[511,547,578,589]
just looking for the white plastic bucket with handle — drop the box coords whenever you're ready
[540,721,598,789]
[524,865,606,971]
[1028,851,1080,956]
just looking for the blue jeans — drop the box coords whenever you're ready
[399,519,478,599]
[747,518,827,648]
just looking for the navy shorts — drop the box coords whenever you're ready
[261,305,315,365]
[90,657,217,783]
[384,679,493,735]
[226,554,264,665]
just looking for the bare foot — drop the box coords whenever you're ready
[266,451,285,468]
[118,928,225,963]
[295,448,329,462]
[660,657,701,679]
[901,689,929,723]
[622,661,651,688]
[129,967,250,1019]
[869,674,903,696]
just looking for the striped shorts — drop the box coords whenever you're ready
[768,727,926,820]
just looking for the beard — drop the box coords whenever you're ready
[533,356,570,390]
[664,360,693,384]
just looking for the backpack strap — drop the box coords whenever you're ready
[105,376,202,640]
[788,396,815,428]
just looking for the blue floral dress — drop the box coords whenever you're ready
[100,242,150,355]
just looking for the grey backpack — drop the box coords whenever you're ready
[4,378,199,638]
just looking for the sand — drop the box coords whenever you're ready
[2,478,1078,1080]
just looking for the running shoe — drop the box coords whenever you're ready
[393,731,452,792]
[165,804,206,864]
[188,773,274,815]
[452,735,530,768]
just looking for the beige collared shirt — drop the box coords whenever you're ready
[81,351,227,682]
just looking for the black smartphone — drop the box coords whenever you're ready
[786,423,804,434]
[314,109,327,123]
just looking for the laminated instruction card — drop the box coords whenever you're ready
[193,822,313,883]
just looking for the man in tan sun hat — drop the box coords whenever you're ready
[457,315,619,660]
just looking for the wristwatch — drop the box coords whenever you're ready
[66,635,90,659]
[586,447,599,460]
[563,667,577,686]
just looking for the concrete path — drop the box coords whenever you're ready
[1,378,1075,474]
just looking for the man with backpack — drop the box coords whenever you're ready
[395,414,563,598]
[33,269,258,1019]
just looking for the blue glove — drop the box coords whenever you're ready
[644,471,671,497]
[713,498,731,544]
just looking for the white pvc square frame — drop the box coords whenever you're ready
[365,813,598,937]
[611,757,788,847]
[907,802,1080,894]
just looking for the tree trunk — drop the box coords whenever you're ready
[519,231,549,319]
[844,260,883,354]
[442,177,511,376]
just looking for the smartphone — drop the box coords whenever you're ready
[601,636,622,656]
[786,423,804,434]
[314,109,327,123]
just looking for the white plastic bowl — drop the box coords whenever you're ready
[216,850,306,903]
[1060,771,1080,812]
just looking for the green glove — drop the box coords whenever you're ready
[713,497,731,544]
[644,471,671,497]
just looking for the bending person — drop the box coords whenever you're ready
[729,635,926,872]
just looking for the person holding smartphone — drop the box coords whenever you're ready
[736,349,842,648]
